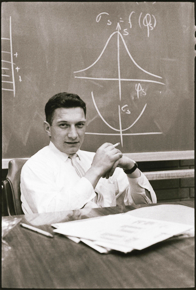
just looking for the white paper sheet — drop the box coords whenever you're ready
[53,206,193,253]
[127,204,194,238]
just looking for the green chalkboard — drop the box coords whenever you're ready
[2,2,195,159]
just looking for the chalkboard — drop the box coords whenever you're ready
[2,2,195,159]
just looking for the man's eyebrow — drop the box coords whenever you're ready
[57,120,69,123]
[57,120,86,124]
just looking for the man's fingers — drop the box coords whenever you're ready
[105,159,121,179]
[110,159,121,175]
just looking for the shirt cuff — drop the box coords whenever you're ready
[129,172,157,203]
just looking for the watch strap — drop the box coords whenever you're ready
[124,162,138,174]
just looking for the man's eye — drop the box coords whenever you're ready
[77,123,85,128]
[59,123,68,128]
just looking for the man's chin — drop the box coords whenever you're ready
[68,149,78,156]
[65,144,80,155]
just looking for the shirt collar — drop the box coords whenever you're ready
[49,141,82,161]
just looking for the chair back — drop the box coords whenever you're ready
[2,158,27,215]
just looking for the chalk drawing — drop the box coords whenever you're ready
[74,18,165,146]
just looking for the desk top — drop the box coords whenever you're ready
[2,202,195,288]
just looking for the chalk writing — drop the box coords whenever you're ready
[128,11,135,28]
[121,105,131,114]
[96,10,157,37]
[96,12,112,25]
[139,13,156,37]
[1,16,22,96]
[1,17,15,97]
[135,83,146,99]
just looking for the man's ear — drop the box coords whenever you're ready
[44,121,51,137]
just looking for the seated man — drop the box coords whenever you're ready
[21,92,157,214]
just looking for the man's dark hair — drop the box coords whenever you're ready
[45,92,86,125]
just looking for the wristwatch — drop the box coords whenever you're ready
[124,162,138,174]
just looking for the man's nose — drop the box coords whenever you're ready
[68,126,78,139]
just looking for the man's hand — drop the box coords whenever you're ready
[91,143,123,178]
[117,155,134,170]
[105,154,141,178]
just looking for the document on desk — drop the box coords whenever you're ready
[53,205,194,254]
[127,204,194,239]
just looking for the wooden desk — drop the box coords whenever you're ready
[2,203,194,288]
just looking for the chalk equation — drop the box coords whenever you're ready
[1,16,22,97]
[96,9,157,37]
[74,13,165,146]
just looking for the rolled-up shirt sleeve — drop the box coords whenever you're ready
[108,168,156,206]
[125,171,157,205]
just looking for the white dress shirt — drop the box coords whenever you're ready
[20,141,157,214]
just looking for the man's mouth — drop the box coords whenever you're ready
[65,141,79,145]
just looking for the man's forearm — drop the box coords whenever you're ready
[84,166,102,188]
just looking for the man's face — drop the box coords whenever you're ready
[45,107,86,156]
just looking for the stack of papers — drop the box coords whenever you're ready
[52,205,194,254]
